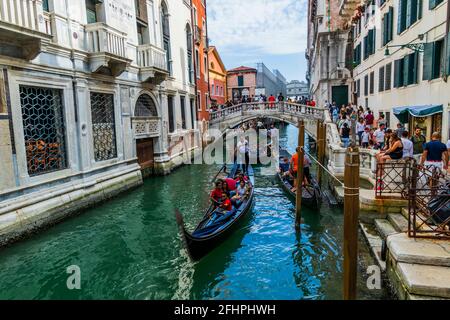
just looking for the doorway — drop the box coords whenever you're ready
[332,85,349,107]
[136,138,154,177]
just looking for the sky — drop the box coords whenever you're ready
[206,0,308,82]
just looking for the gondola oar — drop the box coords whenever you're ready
[210,164,226,183]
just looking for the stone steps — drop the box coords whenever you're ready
[397,262,450,299]
[359,222,386,271]
[374,218,398,240]
[388,213,408,232]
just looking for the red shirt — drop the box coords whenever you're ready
[225,178,237,191]
[221,199,232,211]
[365,114,374,125]
[210,188,223,202]
[268,96,276,102]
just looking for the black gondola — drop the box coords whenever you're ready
[175,164,255,261]
[276,149,321,209]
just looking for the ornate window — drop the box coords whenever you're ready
[20,86,67,176]
[135,94,158,117]
[90,92,117,161]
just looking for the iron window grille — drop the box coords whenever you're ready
[135,94,158,117]
[90,92,117,161]
[20,85,67,176]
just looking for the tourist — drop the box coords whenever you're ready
[383,129,393,152]
[210,180,224,206]
[279,157,291,177]
[419,132,449,171]
[231,180,249,207]
[373,124,386,149]
[356,118,365,146]
[268,94,276,108]
[224,177,238,196]
[219,193,233,212]
[340,123,351,148]
[411,128,426,156]
[365,110,374,129]
[361,127,371,148]
[375,135,404,190]
[277,92,285,102]
[395,123,405,138]
[401,131,413,159]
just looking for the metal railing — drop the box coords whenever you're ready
[132,117,161,138]
[209,102,326,123]
[408,166,450,239]
[375,158,416,198]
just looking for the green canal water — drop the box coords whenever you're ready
[0,125,389,300]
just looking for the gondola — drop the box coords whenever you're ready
[276,149,321,209]
[175,164,255,261]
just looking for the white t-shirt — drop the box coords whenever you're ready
[373,129,385,143]
[356,122,365,133]
[401,138,413,158]
[446,140,450,149]
[361,131,370,143]
[238,141,248,154]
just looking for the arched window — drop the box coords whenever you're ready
[135,94,158,117]
[161,1,171,74]
[186,24,193,84]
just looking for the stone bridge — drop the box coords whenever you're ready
[207,102,326,140]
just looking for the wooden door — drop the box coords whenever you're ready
[136,138,154,170]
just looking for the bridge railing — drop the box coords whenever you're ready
[209,102,326,123]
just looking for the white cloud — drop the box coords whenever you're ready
[207,0,308,56]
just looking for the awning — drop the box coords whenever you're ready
[393,104,443,124]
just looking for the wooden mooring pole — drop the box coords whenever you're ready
[316,120,326,185]
[295,120,305,230]
[343,146,360,300]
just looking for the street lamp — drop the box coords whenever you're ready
[384,42,426,56]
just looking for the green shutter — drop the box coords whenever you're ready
[406,0,412,28]
[446,32,450,76]
[394,59,401,87]
[429,0,436,10]
[403,55,409,86]
[422,42,434,80]
[397,0,403,34]
[389,7,394,41]
[410,0,418,24]
[418,0,423,19]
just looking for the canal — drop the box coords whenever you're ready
[0,124,389,300]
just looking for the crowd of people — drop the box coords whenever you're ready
[209,94,316,112]
[326,101,450,174]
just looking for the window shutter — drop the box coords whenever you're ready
[406,0,412,28]
[382,16,386,46]
[446,32,450,76]
[372,28,376,53]
[385,62,392,90]
[410,52,418,84]
[388,7,394,42]
[402,55,409,86]
[422,42,434,80]
[417,0,423,20]
[411,0,418,24]
[370,72,375,94]
[379,66,385,92]
[429,0,436,10]
[397,0,403,34]
[364,75,369,96]
[394,59,401,87]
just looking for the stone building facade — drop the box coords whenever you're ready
[340,0,449,141]
[0,0,199,244]
[208,46,227,106]
[306,0,353,108]
[226,66,257,102]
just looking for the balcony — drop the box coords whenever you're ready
[339,0,360,17]
[132,117,161,139]
[137,44,169,84]
[85,23,131,77]
[0,0,52,60]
